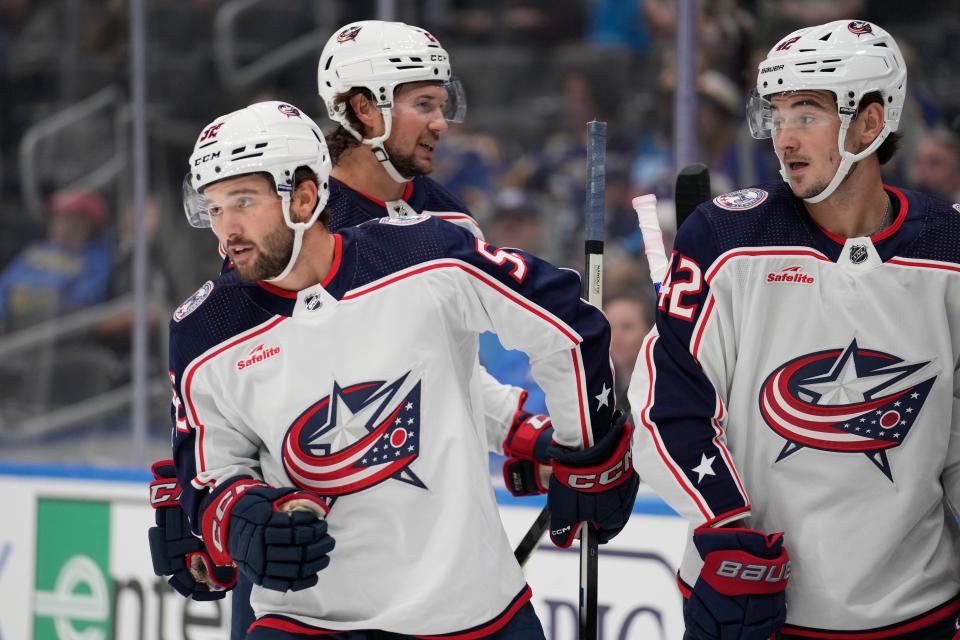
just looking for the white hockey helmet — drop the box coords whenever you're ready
[183,101,332,282]
[748,20,907,203]
[317,20,466,182]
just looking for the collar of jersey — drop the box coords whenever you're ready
[332,175,414,208]
[809,185,908,247]
[246,233,354,316]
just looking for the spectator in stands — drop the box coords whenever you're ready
[0,189,112,331]
[605,293,654,399]
[907,128,960,202]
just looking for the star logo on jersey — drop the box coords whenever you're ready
[758,339,938,481]
[282,373,427,496]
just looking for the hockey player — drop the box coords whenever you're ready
[629,20,960,640]
[150,22,557,636]
[316,20,553,500]
[167,100,636,639]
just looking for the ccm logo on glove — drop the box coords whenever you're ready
[149,480,181,506]
[552,448,633,492]
[205,479,263,560]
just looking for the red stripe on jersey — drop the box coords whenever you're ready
[638,335,713,520]
[337,178,415,208]
[248,616,337,635]
[781,593,960,638]
[887,257,960,274]
[570,348,591,447]
[706,248,830,284]
[256,280,297,299]
[322,233,343,288]
[691,294,716,362]
[415,586,533,639]
[183,315,287,472]
[813,185,909,246]
[341,260,582,344]
[710,410,749,502]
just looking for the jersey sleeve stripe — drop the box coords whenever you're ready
[435,213,483,235]
[342,260,583,344]
[638,334,714,520]
[182,315,287,473]
[705,248,831,284]
[691,293,717,362]
[570,347,592,447]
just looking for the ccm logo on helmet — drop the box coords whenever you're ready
[194,151,221,166]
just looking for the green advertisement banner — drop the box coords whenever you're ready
[33,499,112,640]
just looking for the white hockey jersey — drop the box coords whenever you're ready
[170,215,614,635]
[629,183,960,637]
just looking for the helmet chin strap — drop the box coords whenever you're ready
[342,108,411,184]
[779,115,892,204]
[265,191,323,283]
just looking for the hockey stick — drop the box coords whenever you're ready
[578,119,606,640]
[674,163,711,230]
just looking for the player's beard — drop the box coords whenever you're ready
[384,140,430,178]
[233,225,294,282]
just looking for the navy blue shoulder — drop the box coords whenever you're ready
[896,188,960,264]
[409,176,471,214]
[327,178,383,231]
[675,182,817,266]
[168,270,279,373]
[326,215,471,296]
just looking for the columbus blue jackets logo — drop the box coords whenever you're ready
[759,339,938,480]
[277,103,301,118]
[713,188,768,211]
[282,373,426,496]
[848,21,873,35]
[173,281,213,322]
[337,25,362,43]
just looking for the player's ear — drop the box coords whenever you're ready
[857,102,885,148]
[291,179,319,223]
[349,93,385,138]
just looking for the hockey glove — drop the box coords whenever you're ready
[683,527,790,640]
[502,412,554,496]
[147,459,236,599]
[547,410,639,547]
[200,479,335,592]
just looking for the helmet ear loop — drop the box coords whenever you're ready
[363,109,410,184]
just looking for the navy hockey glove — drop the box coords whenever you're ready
[147,459,236,599]
[547,410,639,547]
[502,412,554,496]
[683,527,790,640]
[201,479,335,592]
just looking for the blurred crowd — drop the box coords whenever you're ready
[1,0,959,461]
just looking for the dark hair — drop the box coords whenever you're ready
[857,91,901,165]
[324,88,375,162]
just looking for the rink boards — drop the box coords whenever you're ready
[0,463,687,640]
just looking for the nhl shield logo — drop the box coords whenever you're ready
[849,244,869,264]
[713,188,768,211]
[304,293,323,311]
